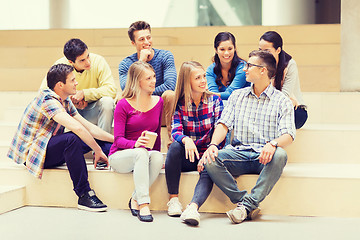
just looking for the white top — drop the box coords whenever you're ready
[281,59,306,107]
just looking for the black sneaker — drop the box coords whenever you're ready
[78,190,107,212]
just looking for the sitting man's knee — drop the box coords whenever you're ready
[161,90,175,102]
[98,96,114,111]
[204,158,219,174]
[272,147,287,167]
[66,132,82,146]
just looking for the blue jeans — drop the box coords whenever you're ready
[77,96,114,133]
[205,147,287,212]
[165,141,213,208]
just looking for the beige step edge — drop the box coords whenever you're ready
[0,161,360,217]
[0,185,26,214]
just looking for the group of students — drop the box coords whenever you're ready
[7,20,307,225]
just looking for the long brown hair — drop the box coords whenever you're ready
[121,61,155,100]
[172,61,212,116]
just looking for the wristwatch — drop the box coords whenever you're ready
[269,140,278,148]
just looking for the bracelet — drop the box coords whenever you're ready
[207,143,219,149]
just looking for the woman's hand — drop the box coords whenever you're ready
[290,97,298,109]
[135,131,150,148]
[182,137,199,162]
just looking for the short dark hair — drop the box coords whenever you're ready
[47,64,74,90]
[63,38,88,62]
[249,50,277,79]
[128,21,151,42]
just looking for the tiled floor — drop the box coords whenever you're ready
[1,206,359,240]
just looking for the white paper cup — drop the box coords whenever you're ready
[145,131,158,149]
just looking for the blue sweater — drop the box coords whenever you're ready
[206,61,249,100]
[119,48,177,96]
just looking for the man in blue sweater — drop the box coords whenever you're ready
[119,21,177,145]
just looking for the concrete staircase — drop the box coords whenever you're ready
[1,25,358,217]
[1,91,360,217]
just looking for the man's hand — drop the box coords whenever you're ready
[73,100,88,110]
[139,49,152,62]
[201,144,218,165]
[259,143,276,165]
[183,137,199,163]
[70,90,85,104]
[93,150,109,168]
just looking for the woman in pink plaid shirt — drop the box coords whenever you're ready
[165,61,223,226]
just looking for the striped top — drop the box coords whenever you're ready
[119,48,177,96]
[219,84,296,153]
[7,89,77,178]
[172,95,223,156]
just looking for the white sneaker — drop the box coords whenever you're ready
[226,203,247,224]
[180,204,200,226]
[167,197,182,217]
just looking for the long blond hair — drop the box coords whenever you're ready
[121,61,155,100]
[172,61,211,115]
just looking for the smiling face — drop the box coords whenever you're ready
[70,49,91,71]
[132,29,153,53]
[216,40,235,65]
[139,68,156,94]
[190,67,207,95]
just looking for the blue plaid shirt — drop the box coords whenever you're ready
[172,95,223,156]
[218,84,295,153]
[7,89,77,178]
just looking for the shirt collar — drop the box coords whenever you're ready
[247,83,275,99]
[42,88,71,104]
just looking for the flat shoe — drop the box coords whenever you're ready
[137,213,153,222]
[128,198,139,217]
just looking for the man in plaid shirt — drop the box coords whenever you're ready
[200,50,296,224]
[8,64,114,212]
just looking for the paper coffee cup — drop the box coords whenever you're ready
[145,131,158,149]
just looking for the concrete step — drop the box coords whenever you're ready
[0,160,359,217]
[0,122,18,142]
[0,25,340,47]
[286,123,360,164]
[303,92,360,124]
[0,185,26,214]
[0,44,339,68]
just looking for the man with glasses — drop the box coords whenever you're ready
[198,50,296,224]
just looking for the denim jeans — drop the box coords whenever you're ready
[109,148,163,205]
[77,96,114,133]
[205,147,287,212]
[165,141,213,208]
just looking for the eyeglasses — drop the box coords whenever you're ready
[245,62,265,70]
